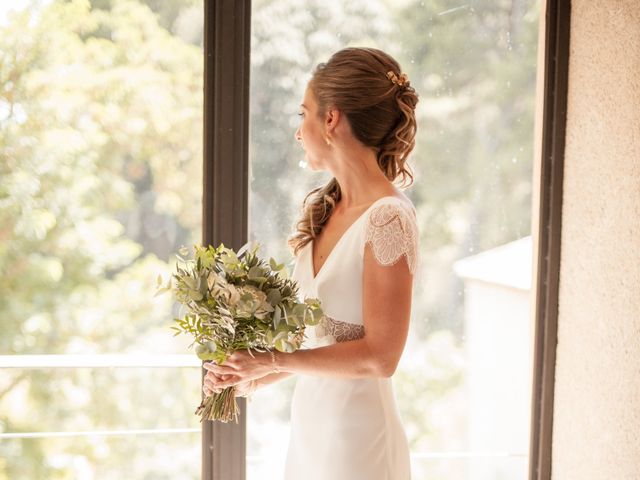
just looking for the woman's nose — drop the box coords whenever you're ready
[294,127,301,142]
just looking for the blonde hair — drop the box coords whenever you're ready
[287,47,419,257]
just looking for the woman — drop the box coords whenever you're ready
[203,46,420,480]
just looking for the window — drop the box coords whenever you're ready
[3,0,568,478]
[1,1,204,478]
[243,0,543,479]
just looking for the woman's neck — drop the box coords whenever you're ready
[330,151,395,209]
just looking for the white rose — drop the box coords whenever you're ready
[226,284,242,306]
[207,270,223,289]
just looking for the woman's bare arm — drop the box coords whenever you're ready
[255,370,294,388]
[203,243,413,386]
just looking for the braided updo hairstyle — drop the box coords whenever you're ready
[287,47,419,257]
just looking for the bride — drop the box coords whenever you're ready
[202,46,420,480]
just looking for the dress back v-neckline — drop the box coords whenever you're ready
[309,195,400,281]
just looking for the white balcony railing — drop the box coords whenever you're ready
[0,354,527,462]
[0,354,200,368]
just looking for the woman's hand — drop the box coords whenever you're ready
[203,371,257,398]
[203,350,274,391]
[202,371,232,396]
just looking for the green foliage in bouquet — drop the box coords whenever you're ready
[155,240,324,423]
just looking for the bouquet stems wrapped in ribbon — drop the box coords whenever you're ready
[155,240,324,423]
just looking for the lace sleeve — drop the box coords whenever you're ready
[364,202,420,275]
[315,315,365,342]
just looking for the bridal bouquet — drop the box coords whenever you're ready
[155,240,324,423]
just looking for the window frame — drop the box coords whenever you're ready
[202,1,251,479]
[528,1,570,479]
[203,0,570,478]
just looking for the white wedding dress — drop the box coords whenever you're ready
[283,195,420,480]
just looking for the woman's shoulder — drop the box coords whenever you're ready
[387,193,415,210]
[368,190,417,218]
[363,191,420,274]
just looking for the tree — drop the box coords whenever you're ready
[1,1,204,477]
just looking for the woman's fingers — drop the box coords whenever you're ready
[202,357,261,391]
[218,375,241,388]
[203,385,222,396]
[204,371,221,382]
[204,375,225,389]
[204,371,232,384]
[203,380,224,396]
[203,361,234,374]
[203,368,232,396]
[204,372,240,392]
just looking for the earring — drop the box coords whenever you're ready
[325,136,331,145]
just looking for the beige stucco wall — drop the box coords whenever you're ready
[551,1,640,479]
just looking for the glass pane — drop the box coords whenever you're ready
[247,0,540,477]
[0,366,202,478]
[0,367,202,433]
[1,432,200,479]
[0,1,204,477]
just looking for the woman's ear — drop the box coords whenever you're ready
[324,106,340,134]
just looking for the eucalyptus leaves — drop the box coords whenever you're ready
[156,240,324,423]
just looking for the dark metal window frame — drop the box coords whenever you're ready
[529,1,570,479]
[202,1,251,479]
[201,0,570,478]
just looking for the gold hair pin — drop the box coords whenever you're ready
[386,70,409,88]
